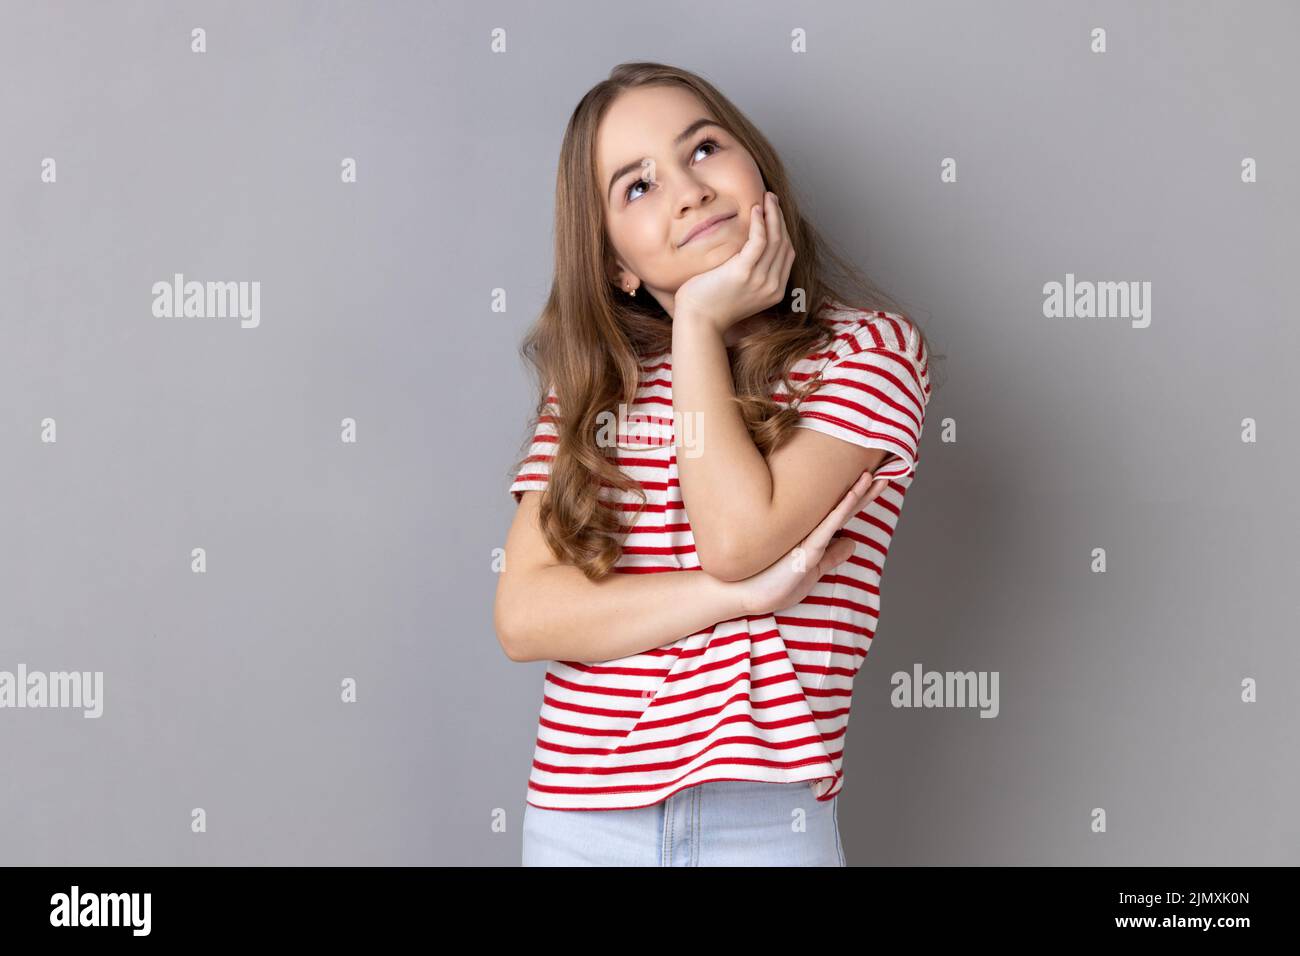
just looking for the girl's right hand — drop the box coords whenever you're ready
[732,470,889,617]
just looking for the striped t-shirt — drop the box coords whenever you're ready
[508,302,932,811]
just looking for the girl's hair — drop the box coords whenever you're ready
[514,60,943,580]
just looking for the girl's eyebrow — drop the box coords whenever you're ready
[606,118,725,201]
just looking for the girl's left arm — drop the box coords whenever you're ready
[670,314,892,582]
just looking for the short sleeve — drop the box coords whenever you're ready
[792,328,931,481]
[509,390,560,504]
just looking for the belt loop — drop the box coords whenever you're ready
[690,785,701,867]
[661,792,673,867]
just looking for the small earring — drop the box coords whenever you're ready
[625,285,637,297]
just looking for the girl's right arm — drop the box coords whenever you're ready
[493,491,746,663]
[493,477,878,664]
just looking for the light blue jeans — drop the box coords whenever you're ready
[521,779,845,866]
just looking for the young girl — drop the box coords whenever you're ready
[496,62,939,866]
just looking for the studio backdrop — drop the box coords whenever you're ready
[1,0,1296,866]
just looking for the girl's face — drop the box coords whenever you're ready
[597,85,767,314]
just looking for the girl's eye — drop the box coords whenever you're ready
[624,138,722,203]
[693,138,720,160]
[625,177,652,202]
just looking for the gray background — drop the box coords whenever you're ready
[2,0,1296,866]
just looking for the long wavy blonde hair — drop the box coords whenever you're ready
[513,61,942,580]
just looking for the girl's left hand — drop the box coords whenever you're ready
[673,190,795,335]
[732,468,887,617]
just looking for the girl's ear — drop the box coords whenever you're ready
[608,266,636,293]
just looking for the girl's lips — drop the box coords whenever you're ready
[680,213,736,246]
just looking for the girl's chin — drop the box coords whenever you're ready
[684,238,738,260]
